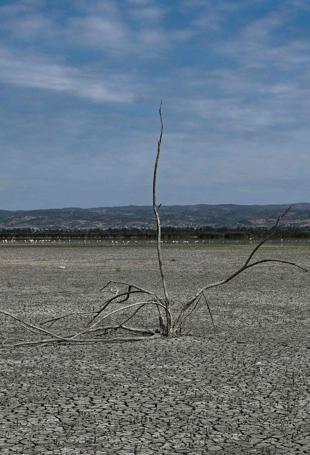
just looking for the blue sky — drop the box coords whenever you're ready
[0,0,309,209]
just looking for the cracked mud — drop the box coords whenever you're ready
[0,245,309,454]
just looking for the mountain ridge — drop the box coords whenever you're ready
[0,204,310,230]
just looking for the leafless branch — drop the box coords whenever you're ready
[70,299,171,341]
[175,295,201,332]
[100,280,154,296]
[202,292,216,331]
[41,312,96,328]
[0,310,69,341]
[1,334,161,349]
[118,302,148,326]
[90,289,147,325]
[88,325,155,336]
[198,252,308,295]
[175,292,215,332]
[175,207,308,330]
[185,207,307,307]
[244,205,292,266]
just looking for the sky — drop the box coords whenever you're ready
[0,0,310,210]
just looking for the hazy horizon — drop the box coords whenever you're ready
[1,201,310,213]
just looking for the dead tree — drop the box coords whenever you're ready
[0,103,308,347]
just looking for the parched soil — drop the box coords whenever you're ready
[0,244,309,454]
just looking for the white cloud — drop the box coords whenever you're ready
[0,0,55,40]
[66,5,191,56]
[0,0,42,15]
[175,3,310,134]
[67,15,128,52]
[0,47,135,103]
[218,7,310,71]
[129,3,166,21]
[0,0,192,58]
[3,14,54,39]
[190,97,292,132]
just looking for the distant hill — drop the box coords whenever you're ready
[0,204,310,230]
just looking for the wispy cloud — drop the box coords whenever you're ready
[0,0,192,58]
[0,47,136,103]
[129,3,166,21]
[66,3,191,56]
[184,67,310,133]
[177,3,310,133]
[67,16,128,53]
[0,0,55,41]
[220,12,310,70]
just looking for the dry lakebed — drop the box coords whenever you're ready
[0,244,309,454]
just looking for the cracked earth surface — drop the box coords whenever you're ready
[0,245,309,454]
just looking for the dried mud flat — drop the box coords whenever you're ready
[0,244,309,454]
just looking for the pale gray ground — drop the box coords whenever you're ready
[0,245,309,454]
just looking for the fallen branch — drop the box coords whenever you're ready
[1,334,161,350]
[88,325,155,336]
[0,310,69,341]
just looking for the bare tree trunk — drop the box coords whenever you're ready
[152,101,172,335]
